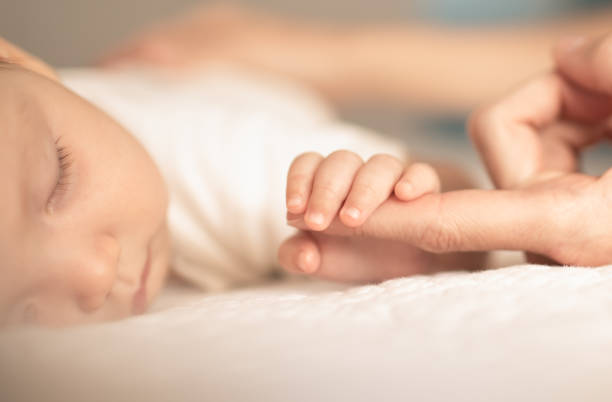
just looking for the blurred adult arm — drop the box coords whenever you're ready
[101,4,612,113]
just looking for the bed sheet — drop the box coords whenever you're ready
[2,263,612,402]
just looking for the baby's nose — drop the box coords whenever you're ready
[71,235,120,313]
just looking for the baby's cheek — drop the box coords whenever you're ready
[141,166,169,226]
[115,141,169,227]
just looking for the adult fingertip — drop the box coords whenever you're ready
[556,34,587,56]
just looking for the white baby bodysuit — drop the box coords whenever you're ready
[61,67,407,291]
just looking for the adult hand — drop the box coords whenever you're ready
[281,33,612,269]
[467,33,612,265]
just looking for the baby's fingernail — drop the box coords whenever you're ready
[297,250,314,273]
[287,196,303,210]
[558,35,586,53]
[306,212,324,227]
[342,207,360,220]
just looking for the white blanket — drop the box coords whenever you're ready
[3,264,612,402]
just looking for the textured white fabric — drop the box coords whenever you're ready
[2,265,612,402]
[61,67,407,291]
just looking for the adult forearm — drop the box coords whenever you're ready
[325,11,612,113]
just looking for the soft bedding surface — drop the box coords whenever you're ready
[2,264,612,402]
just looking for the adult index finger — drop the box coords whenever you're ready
[289,188,553,256]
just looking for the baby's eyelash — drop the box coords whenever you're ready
[50,136,73,200]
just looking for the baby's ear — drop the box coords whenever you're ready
[0,37,59,82]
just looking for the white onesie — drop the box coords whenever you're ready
[61,67,407,291]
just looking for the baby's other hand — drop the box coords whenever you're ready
[285,150,441,231]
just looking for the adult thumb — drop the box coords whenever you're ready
[555,33,612,96]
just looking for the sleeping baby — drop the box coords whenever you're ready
[0,37,484,327]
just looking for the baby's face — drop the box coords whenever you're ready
[0,63,171,327]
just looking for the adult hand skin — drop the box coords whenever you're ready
[282,33,612,269]
[468,32,612,265]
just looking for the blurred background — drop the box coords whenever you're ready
[2,0,611,67]
[3,0,612,174]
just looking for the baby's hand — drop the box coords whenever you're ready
[280,151,485,282]
[286,150,441,230]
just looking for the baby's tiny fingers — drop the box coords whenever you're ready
[340,154,404,227]
[306,150,363,230]
[277,231,321,274]
[286,152,324,214]
[394,162,441,201]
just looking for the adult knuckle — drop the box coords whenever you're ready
[420,221,460,252]
[418,197,461,252]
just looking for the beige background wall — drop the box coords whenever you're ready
[0,0,413,67]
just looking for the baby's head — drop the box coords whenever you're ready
[0,38,171,327]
